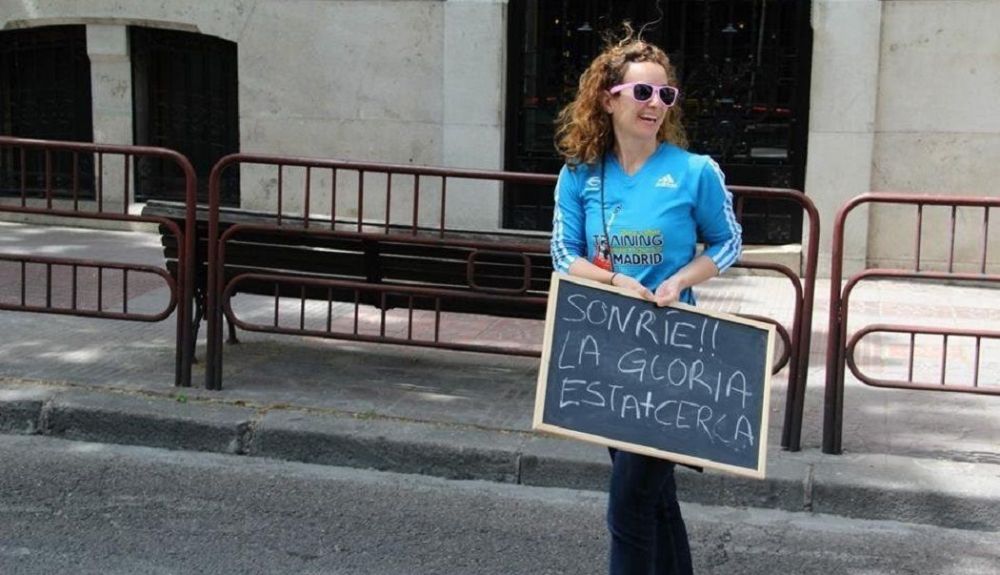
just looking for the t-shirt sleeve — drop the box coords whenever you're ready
[550,165,587,273]
[694,157,742,273]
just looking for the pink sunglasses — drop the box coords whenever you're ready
[609,82,679,107]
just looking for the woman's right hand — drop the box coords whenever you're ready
[611,272,655,302]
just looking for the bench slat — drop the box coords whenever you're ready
[142,199,554,320]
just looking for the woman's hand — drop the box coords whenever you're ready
[654,276,685,307]
[653,256,721,307]
[611,272,654,302]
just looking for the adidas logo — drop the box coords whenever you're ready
[585,176,601,191]
[655,174,678,188]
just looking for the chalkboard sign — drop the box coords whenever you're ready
[533,273,775,478]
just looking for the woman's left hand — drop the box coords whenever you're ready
[654,276,685,307]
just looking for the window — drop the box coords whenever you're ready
[0,25,95,198]
[130,27,239,205]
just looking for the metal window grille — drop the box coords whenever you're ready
[0,25,95,199]
[130,26,239,205]
[504,0,812,244]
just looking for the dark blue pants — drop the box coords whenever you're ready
[607,449,693,575]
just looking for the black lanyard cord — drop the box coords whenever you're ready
[599,157,615,272]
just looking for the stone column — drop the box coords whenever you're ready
[86,24,134,211]
[805,0,882,276]
[442,0,507,231]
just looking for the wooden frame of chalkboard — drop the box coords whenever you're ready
[533,273,776,479]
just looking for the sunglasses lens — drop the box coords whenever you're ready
[632,84,654,101]
[659,87,677,106]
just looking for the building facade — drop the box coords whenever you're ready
[1,0,998,274]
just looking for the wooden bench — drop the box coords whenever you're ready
[141,200,553,346]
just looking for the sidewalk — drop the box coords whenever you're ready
[1,221,998,532]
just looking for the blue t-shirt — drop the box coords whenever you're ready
[550,143,742,304]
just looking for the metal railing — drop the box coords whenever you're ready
[0,136,197,387]
[823,193,1000,454]
[0,139,822,453]
[729,186,820,452]
[202,153,819,452]
[204,154,554,390]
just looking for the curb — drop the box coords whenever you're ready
[0,387,47,435]
[1,383,997,532]
[250,409,525,483]
[43,390,257,455]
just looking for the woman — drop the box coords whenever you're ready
[549,29,742,575]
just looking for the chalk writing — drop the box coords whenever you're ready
[536,275,773,475]
[557,330,754,446]
[562,294,721,354]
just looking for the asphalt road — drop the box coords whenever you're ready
[0,435,996,575]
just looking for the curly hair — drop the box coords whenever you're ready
[554,27,688,166]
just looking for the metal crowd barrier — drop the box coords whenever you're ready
[823,193,1000,454]
[0,136,196,387]
[203,154,555,391]
[729,186,820,452]
[0,138,820,451]
[202,153,819,452]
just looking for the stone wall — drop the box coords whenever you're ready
[806,0,999,275]
[868,0,1000,272]
[3,0,999,269]
[0,0,508,229]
